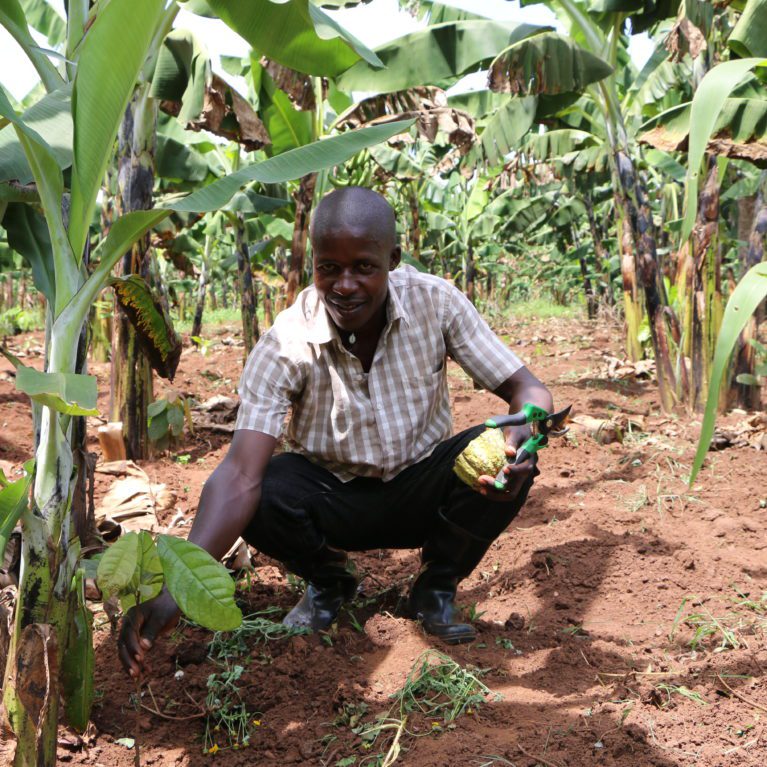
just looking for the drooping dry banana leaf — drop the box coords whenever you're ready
[110,275,183,381]
[336,87,476,154]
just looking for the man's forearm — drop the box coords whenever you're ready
[506,380,553,415]
[187,461,262,561]
[494,367,554,414]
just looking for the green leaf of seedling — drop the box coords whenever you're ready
[15,365,98,416]
[147,411,169,443]
[166,404,185,437]
[0,459,34,560]
[97,532,141,599]
[147,398,169,419]
[78,554,102,581]
[157,534,242,632]
[120,531,164,612]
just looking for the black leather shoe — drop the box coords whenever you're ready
[283,546,357,631]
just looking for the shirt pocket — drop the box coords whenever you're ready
[395,367,447,453]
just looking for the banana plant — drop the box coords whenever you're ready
[689,261,767,484]
[486,3,681,410]
[0,3,412,764]
[638,0,767,410]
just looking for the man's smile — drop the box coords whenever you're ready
[326,298,366,317]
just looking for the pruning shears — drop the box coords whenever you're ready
[484,403,572,490]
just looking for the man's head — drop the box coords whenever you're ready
[310,187,401,335]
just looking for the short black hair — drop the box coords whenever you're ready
[310,187,396,249]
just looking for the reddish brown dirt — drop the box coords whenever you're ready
[2,315,767,767]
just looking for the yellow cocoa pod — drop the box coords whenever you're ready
[453,428,507,488]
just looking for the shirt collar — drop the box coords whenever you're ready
[304,273,411,345]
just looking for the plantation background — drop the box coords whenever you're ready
[1,0,766,766]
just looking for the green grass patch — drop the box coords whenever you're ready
[482,297,582,327]
[171,306,243,333]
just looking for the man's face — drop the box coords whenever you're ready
[312,226,401,333]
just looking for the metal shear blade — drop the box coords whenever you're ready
[541,404,572,436]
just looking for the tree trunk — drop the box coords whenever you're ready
[286,173,317,306]
[235,214,259,358]
[733,170,767,410]
[110,84,156,459]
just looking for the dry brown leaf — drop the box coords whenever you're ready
[224,539,254,571]
[14,624,58,744]
[0,592,12,693]
[665,17,707,62]
[261,59,316,111]
[95,461,175,534]
[336,87,475,153]
[0,721,16,763]
[193,395,239,432]
[160,74,270,151]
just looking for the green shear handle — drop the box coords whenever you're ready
[484,403,572,491]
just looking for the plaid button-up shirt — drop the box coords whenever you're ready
[236,266,524,481]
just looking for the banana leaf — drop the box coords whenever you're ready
[489,32,613,97]
[202,0,381,77]
[336,19,546,93]
[689,263,767,483]
[729,0,767,58]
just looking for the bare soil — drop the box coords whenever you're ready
[2,313,767,767]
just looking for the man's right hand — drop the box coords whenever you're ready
[118,589,180,678]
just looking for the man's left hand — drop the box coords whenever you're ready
[477,424,536,501]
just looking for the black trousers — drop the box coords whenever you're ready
[242,425,537,564]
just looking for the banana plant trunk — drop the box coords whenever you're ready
[286,173,317,306]
[110,84,156,459]
[235,214,259,358]
[191,236,210,343]
[676,164,722,411]
[407,182,421,261]
[263,286,274,329]
[3,308,84,767]
[615,194,642,362]
[465,244,476,305]
[572,224,597,319]
[733,170,767,409]
[584,193,614,305]
[614,151,677,411]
